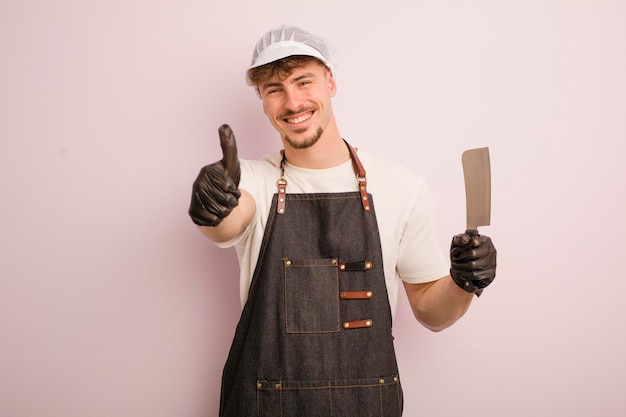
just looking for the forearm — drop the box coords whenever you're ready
[403,276,473,332]
[198,190,255,243]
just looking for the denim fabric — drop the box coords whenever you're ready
[219,192,403,417]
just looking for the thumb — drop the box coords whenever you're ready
[218,124,241,187]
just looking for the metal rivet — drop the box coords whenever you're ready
[331,259,337,264]
[278,208,284,214]
[379,378,385,384]
[366,320,372,327]
[279,188,285,193]
[365,206,370,211]
[366,291,373,298]
[340,264,345,270]
[394,376,399,382]
[365,262,372,269]
[257,382,262,388]
[279,197,284,202]
[343,322,350,329]
[362,195,368,201]
[275,383,282,389]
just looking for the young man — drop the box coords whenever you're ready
[189,25,497,417]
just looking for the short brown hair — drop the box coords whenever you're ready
[247,55,328,88]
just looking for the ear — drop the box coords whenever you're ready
[327,71,337,97]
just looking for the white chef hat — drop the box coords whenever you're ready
[246,24,338,86]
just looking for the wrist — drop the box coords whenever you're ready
[450,268,483,297]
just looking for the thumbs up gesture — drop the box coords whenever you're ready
[188,124,242,227]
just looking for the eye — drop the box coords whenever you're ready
[264,88,282,96]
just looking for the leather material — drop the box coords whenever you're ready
[340,260,373,271]
[188,124,241,226]
[340,291,373,300]
[450,230,497,296]
[345,142,371,212]
[342,319,373,329]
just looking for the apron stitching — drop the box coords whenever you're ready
[221,161,402,415]
[283,259,342,334]
[328,381,333,416]
[249,198,279,295]
[279,383,283,417]
[396,380,402,416]
[335,265,340,332]
[256,383,260,417]
[282,261,288,334]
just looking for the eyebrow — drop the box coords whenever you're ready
[291,72,315,83]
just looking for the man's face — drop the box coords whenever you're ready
[259,61,337,150]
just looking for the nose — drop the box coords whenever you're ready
[283,87,304,112]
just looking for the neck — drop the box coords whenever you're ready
[282,126,349,169]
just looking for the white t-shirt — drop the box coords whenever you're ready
[216,149,449,317]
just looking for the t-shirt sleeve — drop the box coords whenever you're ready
[395,181,449,284]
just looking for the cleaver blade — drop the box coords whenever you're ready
[462,147,491,233]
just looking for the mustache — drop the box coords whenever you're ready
[279,107,316,119]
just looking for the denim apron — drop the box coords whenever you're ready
[219,143,403,416]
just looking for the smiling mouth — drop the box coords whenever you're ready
[284,111,313,124]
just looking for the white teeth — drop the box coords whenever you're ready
[286,113,312,124]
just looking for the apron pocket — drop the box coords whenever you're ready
[283,258,340,334]
[257,376,403,417]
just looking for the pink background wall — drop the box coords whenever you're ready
[2,1,625,416]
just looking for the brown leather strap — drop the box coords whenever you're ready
[277,142,370,213]
[344,141,370,212]
[344,140,366,178]
[342,319,373,329]
[277,179,287,215]
[277,151,287,214]
[339,261,373,271]
[340,291,373,300]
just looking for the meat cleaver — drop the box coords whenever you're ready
[462,147,491,235]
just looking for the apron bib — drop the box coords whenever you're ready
[219,144,403,416]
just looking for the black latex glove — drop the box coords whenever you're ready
[450,230,497,296]
[188,124,241,227]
